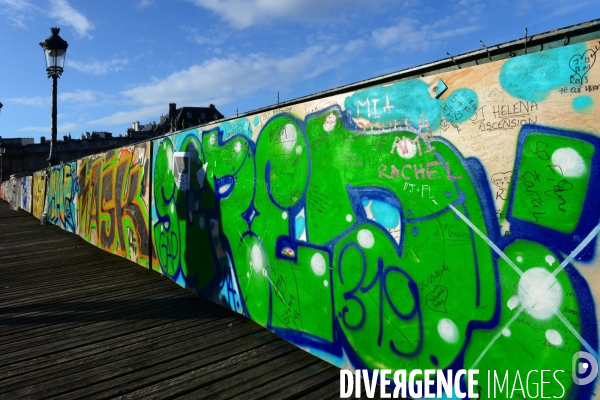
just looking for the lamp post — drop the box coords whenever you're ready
[39,27,68,167]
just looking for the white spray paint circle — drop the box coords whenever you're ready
[323,113,337,132]
[250,244,263,273]
[396,138,417,159]
[438,319,459,343]
[311,253,326,276]
[282,211,288,220]
[546,329,563,346]
[552,148,586,178]
[324,280,329,287]
[502,328,511,337]
[357,229,375,249]
[507,295,519,310]
[210,134,216,145]
[545,255,555,266]
[518,267,563,320]
[516,256,523,263]
[346,214,353,222]
[280,123,297,151]
[234,141,242,152]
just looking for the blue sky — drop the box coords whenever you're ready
[0,0,598,142]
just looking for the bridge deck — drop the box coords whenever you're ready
[0,201,365,399]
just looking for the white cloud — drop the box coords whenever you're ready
[49,0,94,38]
[9,96,47,107]
[138,0,155,8]
[10,90,107,109]
[539,0,596,19]
[87,105,166,126]
[343,39,366,54]
[59,90,101,103]
[89,45,354,126]
[189,0,381,28]
[18,122,78,133]
[67,58,129,75]
[181,26,219,45]
[120,46,340,107]
[371,17,480,53]
[0,0,35,28]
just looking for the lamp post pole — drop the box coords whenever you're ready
[50,71,58,166]
[39,27,68,167]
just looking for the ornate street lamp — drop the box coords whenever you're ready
[39,27,68,167]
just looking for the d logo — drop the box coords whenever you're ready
[573,351,599,385]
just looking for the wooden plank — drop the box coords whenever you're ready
[115,340,300,400]
[0,287,201,361]
[0,306,226,382]
[4,320,266,399]
[240,360,339,399]
[178,349,321,399]
[0,279,191,341]
[51,330,283,399]
[0,314,242,395]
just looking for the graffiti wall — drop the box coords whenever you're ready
[151,39,600,397]
[32,170,46,219]
[78,143,152,267]
[45,162,78,232]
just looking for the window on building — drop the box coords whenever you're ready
[30,156,37,170]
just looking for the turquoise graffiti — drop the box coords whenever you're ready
[46,162,78,233]
[344,79,443,131]
[499,43,587,101]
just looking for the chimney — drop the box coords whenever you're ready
[169,103,177,118]
[40,136,46,144]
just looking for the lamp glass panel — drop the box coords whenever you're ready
[45,49,66,69]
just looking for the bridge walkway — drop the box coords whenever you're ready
[0,201,367,399]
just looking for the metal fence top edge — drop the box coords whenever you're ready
[144,18,600,143]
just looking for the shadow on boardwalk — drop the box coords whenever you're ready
[0,200,388,400]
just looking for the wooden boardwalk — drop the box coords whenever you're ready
[0,200,365,399]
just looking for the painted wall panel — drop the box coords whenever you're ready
[32,171,46,219]
[78,143,152,267]
[20,176,32,213]
[45,162,78,232]
[1,181,11,203]
[150,39,600,397]
[9,178,20,211]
